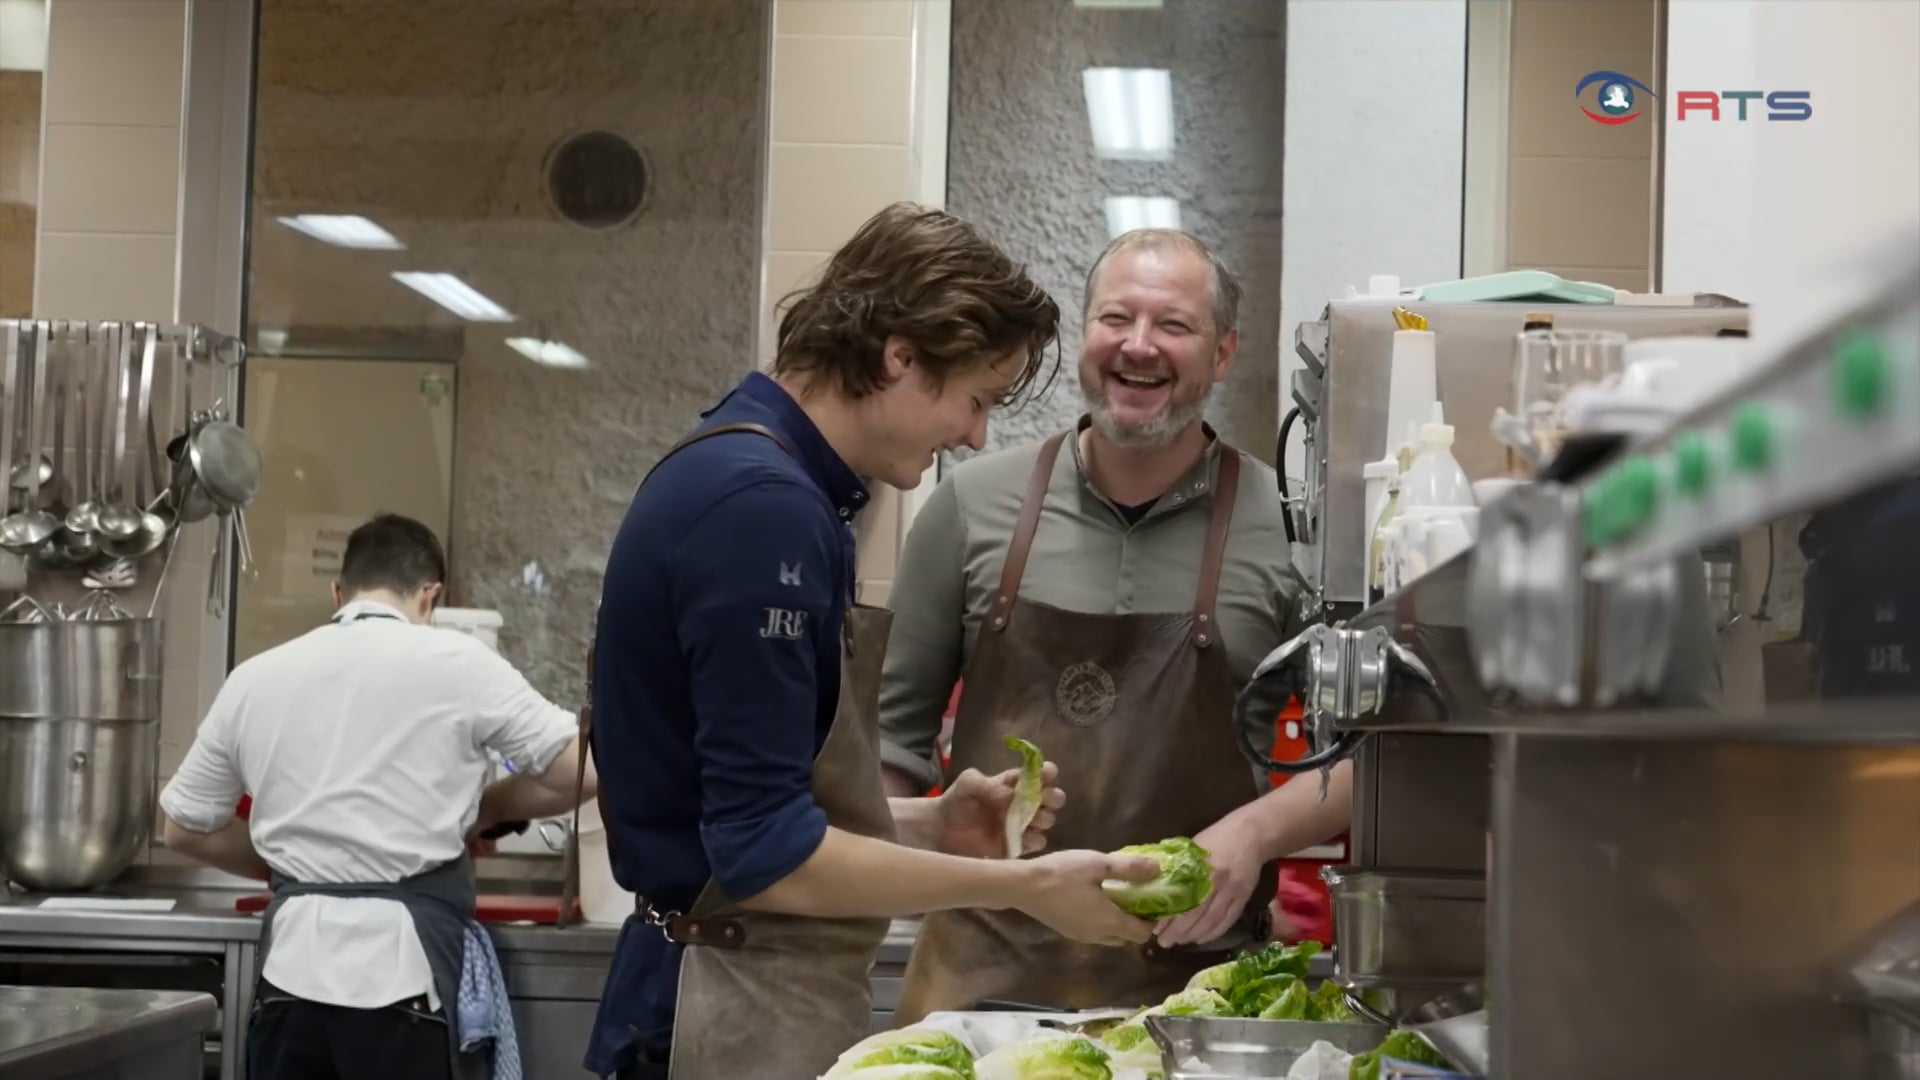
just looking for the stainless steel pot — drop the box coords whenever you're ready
[0,613,161,891]
[0,612,160,721]
[0,715,158,891]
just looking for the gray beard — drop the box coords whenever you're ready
[1084,383,1212,450]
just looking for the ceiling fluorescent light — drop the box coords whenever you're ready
[1082,67,1174,161]
[278,214,404,250]
[505,337,590,370]
[392,272,515,323]
[1104,196,1182,238]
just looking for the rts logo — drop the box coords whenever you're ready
[1675,90,1813,122]
[1574,71,1814,124]
[1575,70,1655,125]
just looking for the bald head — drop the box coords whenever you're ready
[1083,229,1241,337]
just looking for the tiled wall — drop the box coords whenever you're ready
[32,0,184,320]
[759,0,951,609]
[0,64,39,319]
[1503,0,1659,291]
[19,0,231,780]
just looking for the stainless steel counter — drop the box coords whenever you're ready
[0,984,217,1080]
[0,860,1289,1072]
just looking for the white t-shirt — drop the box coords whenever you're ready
[159,599,577,1010]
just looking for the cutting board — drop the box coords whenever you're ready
[234,892,577,924]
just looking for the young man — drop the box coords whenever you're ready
[877,229,1342,1020]
[160,513,596,1079]
[585,202,1160,1080]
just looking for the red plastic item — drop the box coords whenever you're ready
[1266,698,1340,946]
[234,891,578,924]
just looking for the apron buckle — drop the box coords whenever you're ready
[639,900,685,939]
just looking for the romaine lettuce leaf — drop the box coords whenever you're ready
[1003,737,1045,860]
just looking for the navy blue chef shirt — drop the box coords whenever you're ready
[584,372,869,1075]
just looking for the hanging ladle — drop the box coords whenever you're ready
[39,329,101,569]
[0,322,62,555]
[92,323,143,544]
[99,326,170,562]
[65,323,113,537]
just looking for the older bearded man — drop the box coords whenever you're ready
[876,228,1344,1020]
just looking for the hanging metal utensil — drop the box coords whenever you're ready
[186,416,262,512]
[4,322,52,497]
[94,324,142,543]
[39,329,99,569]
[0,322,61,554]
[0,322,19,527]
[99,326,170,563]
[65,324,109,537]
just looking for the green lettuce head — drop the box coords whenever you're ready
[1003,737,1045,860]
[1100,837,1214,918]
[1305,979,1354,1023]
[824,1028,976,1079]
[974,1036,1112,1080]
[1103,986,1229,1054]
[1348,1030,1454,1080]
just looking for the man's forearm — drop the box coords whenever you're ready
[738,826,1031,918]
[1241,760,1355,862]
[477,772,582,831]
[162,818,272,882]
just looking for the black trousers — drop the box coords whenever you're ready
[248,979,453,1080]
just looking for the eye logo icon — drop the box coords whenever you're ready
[1575,70,1656,125]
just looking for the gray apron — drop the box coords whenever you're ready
[564,421,898,1080]
[893,426,1275,1023]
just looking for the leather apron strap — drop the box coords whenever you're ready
[559,421,791,932]
[987,427,1243,645]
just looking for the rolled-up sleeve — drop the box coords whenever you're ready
[673,481,836,902]
[878,473,969,792]
[158,686,245,834]
[463,641,577,775]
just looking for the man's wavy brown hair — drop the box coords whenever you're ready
[772,202,1061,407]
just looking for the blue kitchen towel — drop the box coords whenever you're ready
[458,921,523,1080]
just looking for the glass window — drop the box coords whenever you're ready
[237,0,771,697]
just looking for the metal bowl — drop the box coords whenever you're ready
[1145,1014,1390,1078]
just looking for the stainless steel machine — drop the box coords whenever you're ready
[1246,254,1920,1078]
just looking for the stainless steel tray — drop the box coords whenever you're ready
[1323,867,1486,990]
[1145,1014,1389,1078]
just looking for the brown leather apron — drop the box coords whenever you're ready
[562,420,897,1080]
[893,428,1275,1023]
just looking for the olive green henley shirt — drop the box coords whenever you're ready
[878,430,1313,792]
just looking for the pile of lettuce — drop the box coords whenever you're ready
[1092,942,1372,1080]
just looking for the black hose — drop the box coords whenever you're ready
[1276,406,1302,543]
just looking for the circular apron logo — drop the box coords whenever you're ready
[1054,662,1118,727]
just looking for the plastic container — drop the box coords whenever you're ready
[1362,459,1400,598]
[1397,404,1476,513]
[575,798,637,925]
[1382,328,1439,463]
[431,607,503,652]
